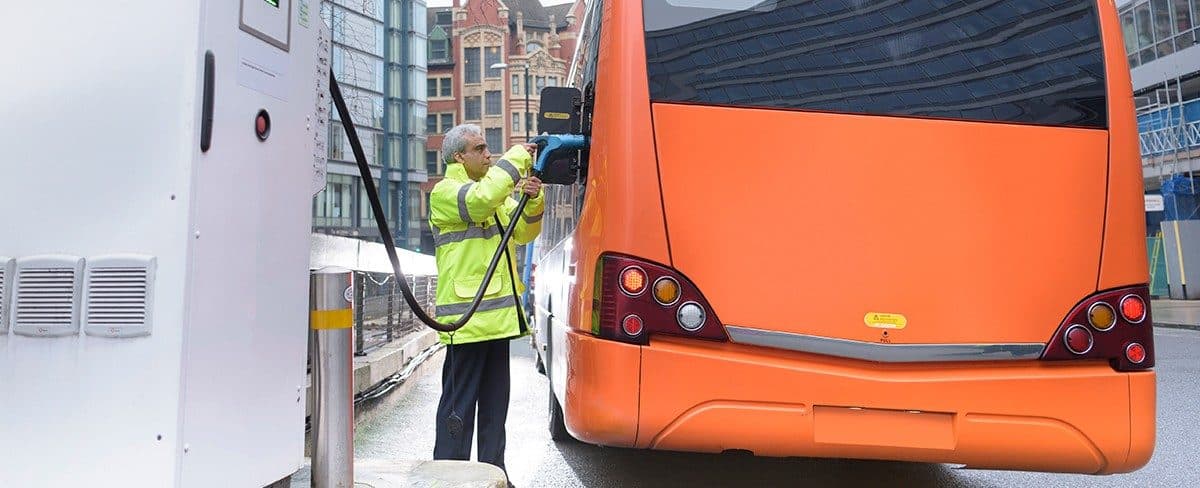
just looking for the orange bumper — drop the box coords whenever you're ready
[563,331,1156,474]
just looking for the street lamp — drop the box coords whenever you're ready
[489,62,532,141]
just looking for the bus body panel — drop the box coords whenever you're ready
[632,335,1155,474]
[561,329,641,447]
[546,0,667,405]
[653,103,1108,345]
[1096,0,1151,290]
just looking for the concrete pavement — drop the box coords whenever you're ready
[1152,299,1200,330]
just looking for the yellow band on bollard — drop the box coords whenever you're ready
[310,309,353,330]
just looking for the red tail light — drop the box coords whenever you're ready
[593,253,726,345]
[1040,286,1154,371]
[1120,294,1146,323]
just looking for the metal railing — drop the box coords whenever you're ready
[352,271,438,356]
[1139,120,1200,157]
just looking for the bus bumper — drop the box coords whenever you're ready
[564,332,1155,474]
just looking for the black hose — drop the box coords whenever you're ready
[329,72,532,333]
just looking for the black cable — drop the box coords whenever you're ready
[329,72,534,333]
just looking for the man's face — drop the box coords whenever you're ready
[454,134,492,179]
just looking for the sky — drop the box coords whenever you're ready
[426,0,574,7]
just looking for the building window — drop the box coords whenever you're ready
[436,10,452,25]
[329,121,345,160]
[512,74,521,94]
[536,76,546,93]
[525,113,533,134]
[426,150,439,174]
[485,128,503,153]
[427,77,452,98]
[485,90,502,116]
[426,114,437,133]
[549,76,558,87]
[430,38,448,60]
[464,47,480,83]
[374,132,385,167]
[512,112,521,132]
[485,47,502,78]
[314,174,355,228]
[440,113,454,131]
[465,96,481,120]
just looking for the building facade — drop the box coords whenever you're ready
[313,0,429,251]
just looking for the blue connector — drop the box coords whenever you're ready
[529,134,589,173]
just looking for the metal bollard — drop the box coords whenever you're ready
[310,267,354,488]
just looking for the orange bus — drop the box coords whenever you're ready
[528,0,1155,474]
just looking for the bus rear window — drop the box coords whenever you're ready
[643,0,1108,128]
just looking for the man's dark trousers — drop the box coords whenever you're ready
[433,338,511,472]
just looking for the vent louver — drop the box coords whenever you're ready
[13,256,84,337]
[0,257,12,333]
[85,255,156,338]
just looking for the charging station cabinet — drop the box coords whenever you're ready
[0,1,329,486]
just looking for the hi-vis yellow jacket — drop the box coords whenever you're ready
[429,145,545,344]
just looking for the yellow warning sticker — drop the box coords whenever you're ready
[864,312,907,330]
[543,112,570,120]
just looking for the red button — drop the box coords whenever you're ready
[255,110,270,140]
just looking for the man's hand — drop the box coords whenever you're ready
[518,176,542,197]
[522,143,538,156]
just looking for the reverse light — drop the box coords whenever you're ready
[1087,302,1116,331]
[677,302,706,331]
[620,266,647,296]
[1120,294,1146,324]
[1041,286,1155,371]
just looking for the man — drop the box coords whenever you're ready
[429,124,543,479]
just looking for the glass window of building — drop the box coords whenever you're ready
[1175,0,1196,48]
[485,47,502,78]
[1123,10,1138,56]
[426,114,437,133]
[430,38,448,60]
[426,150,439,174]
[536,76,546,92]
[485,128,503,152]
[512,74,521,94]
[440,78,452,97]
[314,174,355,227]
[440,113,454,131]
[512,112,520,132]
[427,78,438,97]
[465,96,481,120]
[464,47,481,83]
[485,90,502,115]
[1154,0,1176,56]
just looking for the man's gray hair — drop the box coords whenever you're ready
[442,124,483,165]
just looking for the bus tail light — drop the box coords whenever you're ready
[1040,286,1154,371]
[593,253,727,345]
[1120,294,1146,323]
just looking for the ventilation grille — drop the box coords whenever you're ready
[16,268,78,330]
[87,268,149,327]
[0,258,10,332]
[85,256,155,338]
